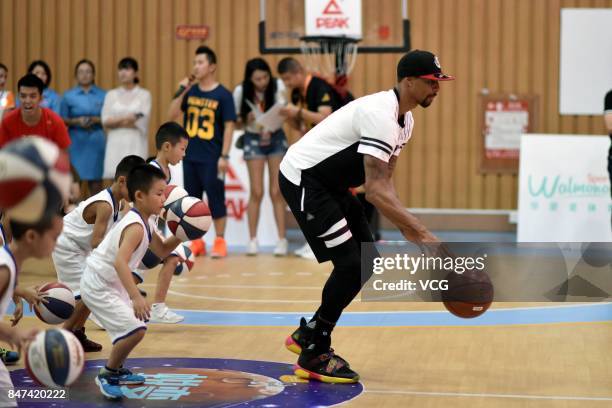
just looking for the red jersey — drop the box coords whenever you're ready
[0,107,70,149]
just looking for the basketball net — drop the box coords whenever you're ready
[299,36,359,98]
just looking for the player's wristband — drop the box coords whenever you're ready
[221,154,230,160]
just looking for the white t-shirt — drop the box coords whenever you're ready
[233,78,286,133]
[280,89,414,189]
[102,86,152,179]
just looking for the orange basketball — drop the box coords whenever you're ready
[441,268,494,318]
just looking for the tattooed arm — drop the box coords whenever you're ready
[363,155,438,243]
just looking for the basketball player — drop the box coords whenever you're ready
[279,50,454,383]
[80,165,182,400]
[0,214,64,406]
[136,122,189,323]
[52,155,145,351]
[168,46,236,258]
[0,211,55,365]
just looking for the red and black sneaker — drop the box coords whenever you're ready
[294,348,359,384]
[285,317,315,355]
[73,327,103,352]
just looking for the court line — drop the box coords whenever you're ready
[158,283,612,310]
[162,302,612,326]
[364,389,612,402]
[141,283,322,290]
[166,289,320,303]
[12,302,612,326]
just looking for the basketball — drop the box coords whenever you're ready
[173,243,195,275]
[25,329,84,388]
[441,268,494,318]
[34,282,76,325]
[161,184,189,220]
[0,136,72,223]
[164,196,212,242]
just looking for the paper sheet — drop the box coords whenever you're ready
[252,102,286,132]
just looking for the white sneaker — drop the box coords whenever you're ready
[273,238,288,256]
[295,243,317,260]
[294,243,309,257]
[246,238,258,256]
[148,303,184,324]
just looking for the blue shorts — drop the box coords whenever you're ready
[182,159,226,219]
[243,129,288,160]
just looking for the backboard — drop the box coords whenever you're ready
[259,0,410,54]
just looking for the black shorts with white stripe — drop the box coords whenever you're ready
[279,171,374,263]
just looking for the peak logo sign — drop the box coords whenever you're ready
[323,0,343,15]
[306,0,363,38]
[319,0,347,28]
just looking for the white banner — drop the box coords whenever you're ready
[305,0,362,38]
[171,131,279,248]
[559,9,612,115]
[518,134,611,242]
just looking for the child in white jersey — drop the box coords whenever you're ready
[52,155,145,352]
[80,164,182,400]
[0,212,53,366]
[138,122,188,323]
[0,214,64,407]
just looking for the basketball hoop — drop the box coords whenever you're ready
[299,35,360,81]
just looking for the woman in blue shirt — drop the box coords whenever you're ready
[61,59,107,194]
[27,60,62,114]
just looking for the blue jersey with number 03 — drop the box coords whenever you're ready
[181,84,236,162]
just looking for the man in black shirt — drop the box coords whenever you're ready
[277,58,336,132]
[277,58,338,260]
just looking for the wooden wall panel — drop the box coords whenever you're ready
[1,0,610,209]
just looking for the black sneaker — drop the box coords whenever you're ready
[72,327,103,352]
[284,317,316,355]
[294,347,360,383]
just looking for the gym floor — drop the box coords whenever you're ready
[6,231,612,407]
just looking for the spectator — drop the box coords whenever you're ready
[168,46,236,258]
[0,63,15,122]
[61,59,106,195]
[233,58,288,256]
[277,57,336,260]
[0,74,69,150]
[277,57,335,135]
[101,57,151,180]
[26,60,62,114]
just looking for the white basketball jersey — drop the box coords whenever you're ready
[86,209,152,283]
[0,247,17,318]
[61,188,120,252]
[149,160,171,183]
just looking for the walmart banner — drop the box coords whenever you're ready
[518,134,611,242]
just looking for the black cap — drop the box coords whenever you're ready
[397,50,454,81]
